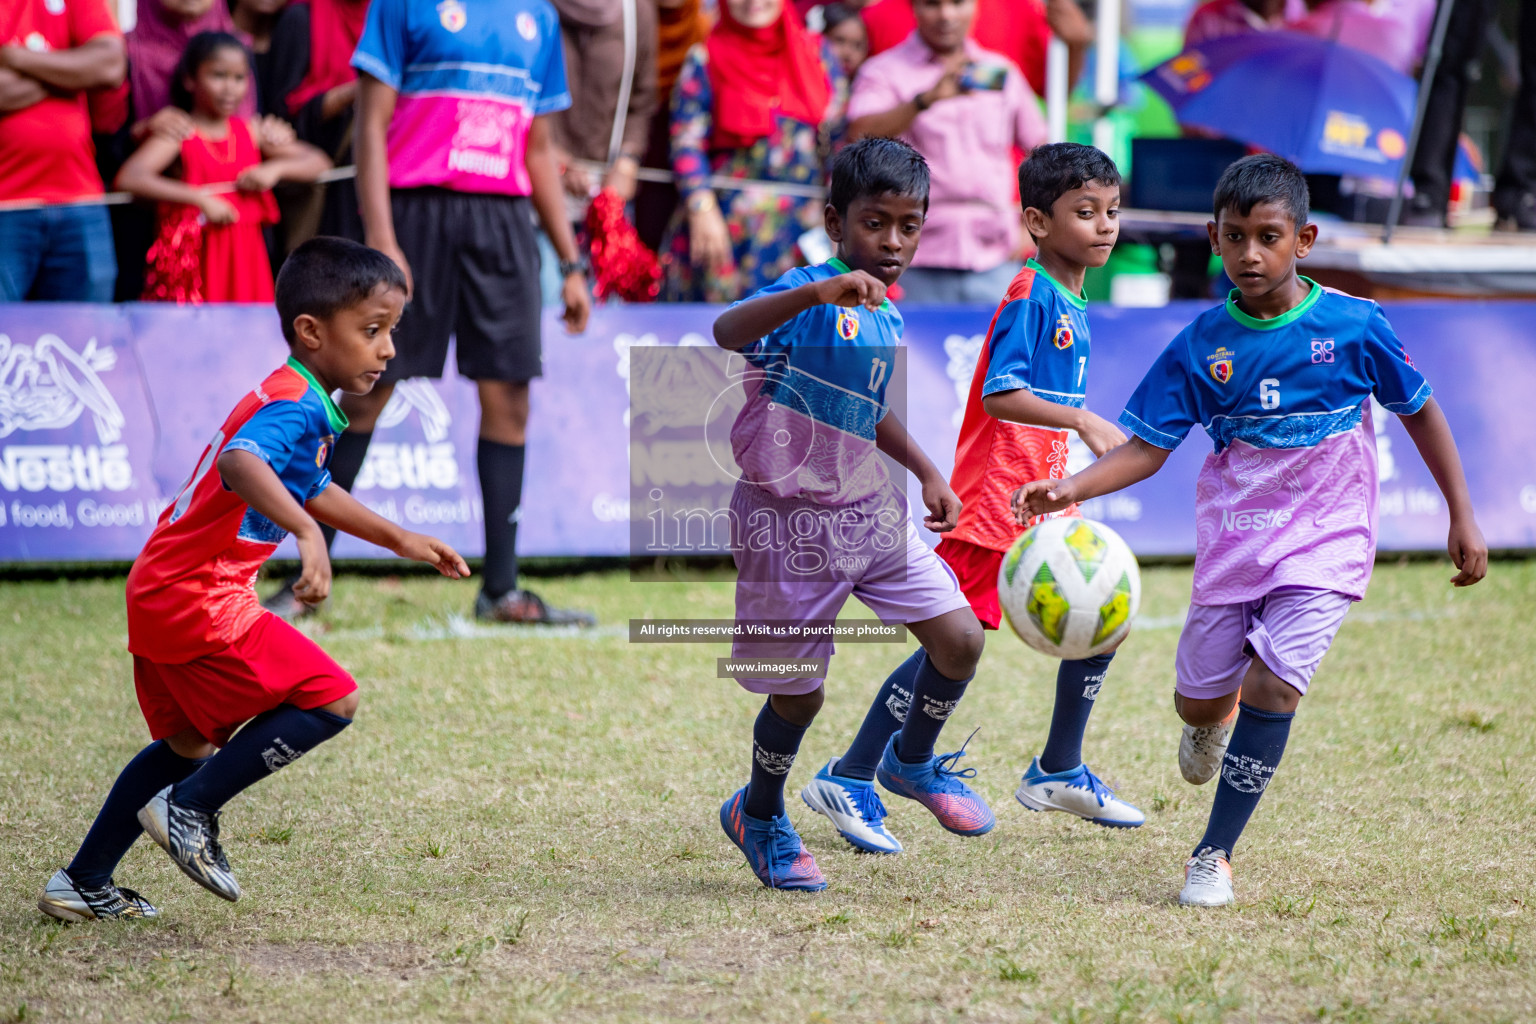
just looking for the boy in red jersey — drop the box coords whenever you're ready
[38,237,470,922]
[942,144,1145,826]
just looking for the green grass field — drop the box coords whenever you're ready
[1,560,1532,1023]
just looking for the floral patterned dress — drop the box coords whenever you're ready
[662,42,847,303]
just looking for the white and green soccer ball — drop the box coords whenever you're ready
[997,517,1141,661]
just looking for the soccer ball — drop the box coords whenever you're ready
[997,517,1141,661]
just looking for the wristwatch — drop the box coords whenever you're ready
[686,190,717,215]
[914,89,934,113]
[558,255,589,279]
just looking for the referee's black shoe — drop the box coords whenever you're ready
[475,588,596,627]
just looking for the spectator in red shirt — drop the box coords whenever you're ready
[0,0,126,301]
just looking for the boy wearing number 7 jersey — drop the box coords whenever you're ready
[928,143,1146,829]
[1014,155,1487,907]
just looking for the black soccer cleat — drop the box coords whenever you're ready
[38,868,160,922]
[138,786,242,902]
[474,588,596,627]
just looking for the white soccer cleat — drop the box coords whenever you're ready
[1179,847,1235,907]
[801,758,903,854]
[1014,758,1145,828]
[37,868,159,922]
[1179,705,1240,785]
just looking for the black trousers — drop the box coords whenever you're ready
[1412,0,1536,216]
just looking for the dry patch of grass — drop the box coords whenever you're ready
[1,562,1533,1022]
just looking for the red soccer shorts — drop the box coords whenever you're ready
[133,613,357,746]
[934,537,1005,631]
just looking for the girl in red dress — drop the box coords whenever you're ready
[118,32,330,303]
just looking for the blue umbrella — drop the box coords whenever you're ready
[1142,31,1473,180]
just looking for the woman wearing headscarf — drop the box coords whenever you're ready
[636,0,711,251]
[661,0,845,303]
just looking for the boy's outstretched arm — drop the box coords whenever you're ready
[1395,397,1487,586]
[306,484,471,579]
[1012,436,1171,522]
[875,409,960,532]
[712,270,888,351]
[983,389,1128,457]
[218,449,335,606]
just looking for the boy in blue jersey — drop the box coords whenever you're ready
[713,138,992,891]
[934,143,1147,829]
[1014,155,1488,907]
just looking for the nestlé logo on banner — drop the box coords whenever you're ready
[0,334,140,529]
[352,379,474,526]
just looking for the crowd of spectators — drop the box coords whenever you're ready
[0,0,1082,307]
[1,0,1532,307]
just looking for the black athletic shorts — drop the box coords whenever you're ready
[386,187,543,383]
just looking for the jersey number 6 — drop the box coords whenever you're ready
[1259,378,1281,410]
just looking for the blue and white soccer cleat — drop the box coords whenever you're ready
[800,758,903,854]
[719,788,827,892]
[1013,758,1145,828]
[875,732,996,837]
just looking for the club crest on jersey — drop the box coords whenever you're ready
[316,440,330,468]
[437,0,467,32]
[516,10,538,40]
[1052,314,1074,350]
[1206,346,1235,384]
[836,309,860,341]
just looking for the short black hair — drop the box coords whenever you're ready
[274,237,408,344]
[828,136,930,216]
[1212,153,1310,225]
[1018,142,1121,219]
[170,32,249,112]
[818,2,865,34]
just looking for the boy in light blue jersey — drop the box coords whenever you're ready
[713,138,992,892]
[1015,155,1488,907]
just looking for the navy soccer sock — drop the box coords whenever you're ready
[318,430,372,551]
[172,705,352,816]
[744,700,810,820]
[1195,702,1295,860]
[1038,652,1115,774]
[67,740,208,889]
[893,654,972,765]
[477,439,526,600]
[837,649,924,781]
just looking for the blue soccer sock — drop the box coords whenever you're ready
[67,740,209,889]
[744,700,809,820]
[1195,702,1295,860]
[1038,652,1115,774]
[837,649,924,781]
[172,705,351,816]
[893,654,972,765]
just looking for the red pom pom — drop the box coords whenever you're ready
[143,204,204,304]
[584,188,661,303]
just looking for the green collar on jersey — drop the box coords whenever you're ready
[1225,276,1323,331]
[285,356,350,433]
[828,257,895,311]
[1025,258,1088,310]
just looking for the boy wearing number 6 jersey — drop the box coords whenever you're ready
[1013,155,1487,907]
